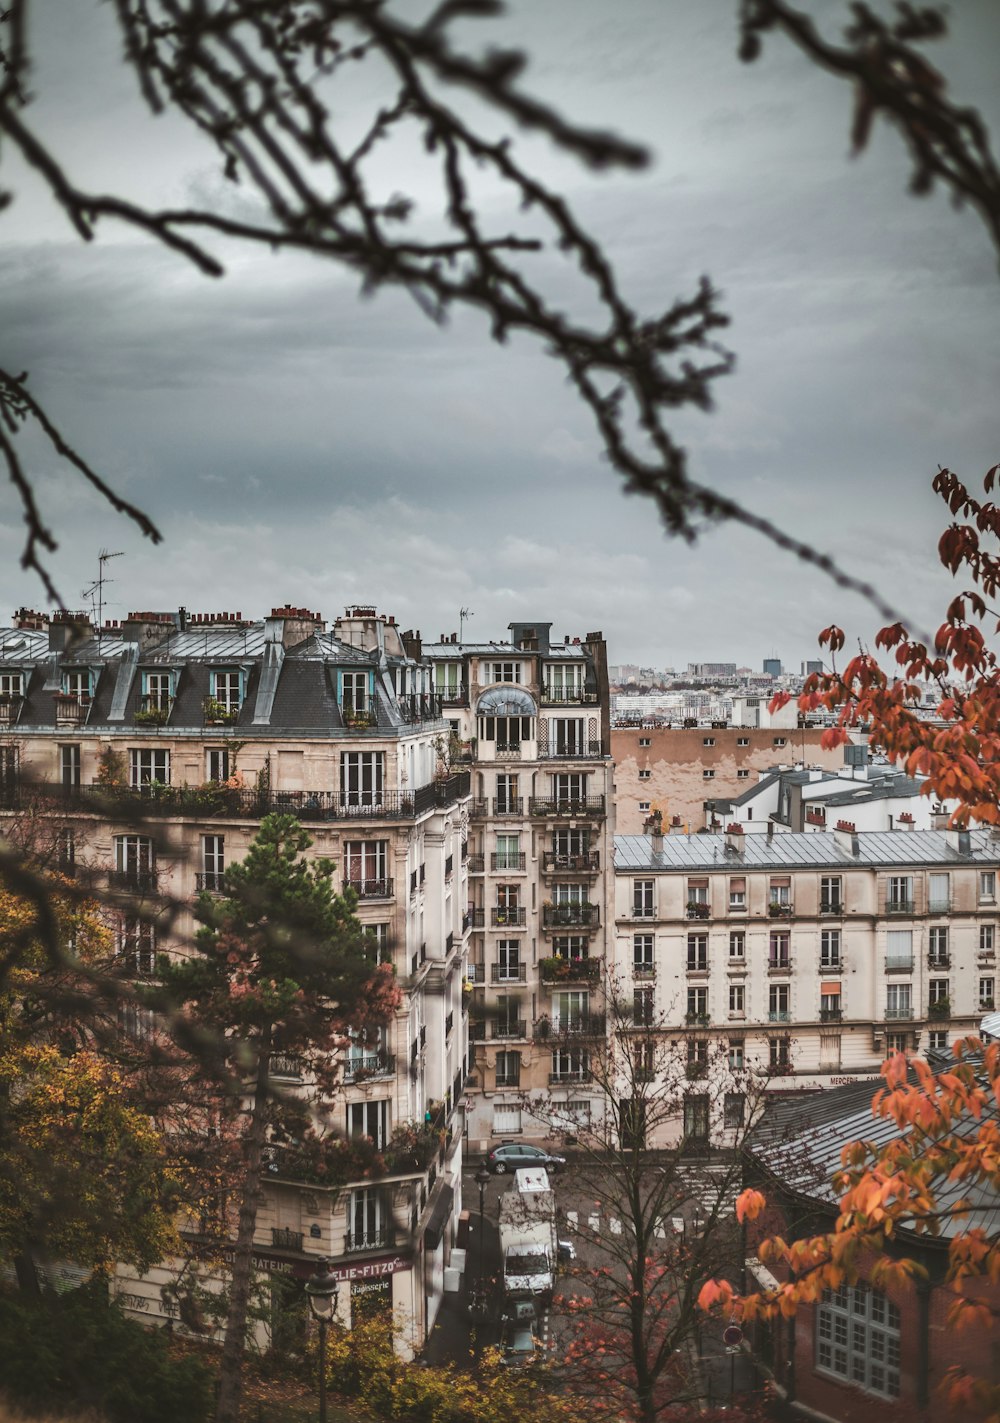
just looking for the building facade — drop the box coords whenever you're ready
[0,603,470,1353]
[612,823,1000,1131]
[421,622,615,1150]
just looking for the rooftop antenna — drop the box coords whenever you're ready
[459,607,474,643]
[82,550,124,641]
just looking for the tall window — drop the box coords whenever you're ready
[981,872,997,903]
[56,827,75,876]
[729,931,745,961]
[928,926,949,966]
[129,748,169,788]
[60,743,81,788]
[768,878,791,909]
[817,1285,900,1398]
[633,986,654,1027]
[768,931,790,969]
[548,717,585,756]
[729,877,746,911]
[553,772,587,806]
[0,671,24,697]
[729,983,745,1016]
[545,663,584,698]
[886,983,912,1019]
[142,671,173,710]
[724,1093,745,1130]
[634,934,654,972]
[495,1051,521,1087]
[980,977,996,1009]
[928,873,950,912]
[769,984,789,1020]
[551,1048,589,1082]
[206,747,230,783]
[553,827,589,858]
[347,1100,388,1150]
[347,1187,389,1251]
[362,924,391,965]
[886,930,913,971]
[887,875,914,911]
[433,662,461,696]
[633,880,654,918]
[687,934,708,971]
[928,978,949,1007]
[495,773,520,813]
[210,669,242,712]
[117,914,156,975]
[981,925,995,954]
[202,835,225,891]
[113,835,155,888]
[728,1038,745,1070]
[820,875,842,913]
[683,1095,709,1142]
[553,991,588,1032]
[341,751,384,808]
[769,1037,790,1071]
[495,833,521,869]
[820,929,841,968]
[686,986,708,1019]
[479,715,532,746]
[63,669,92,703]
[496,939,521,982]
[344,841,389,894]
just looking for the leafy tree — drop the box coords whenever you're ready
[692,468,1000,1418]
[525,983,768,1423]
[155,813,399,1423]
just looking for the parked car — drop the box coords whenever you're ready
[499,1310,543,1368]
[486,1142,566,1174]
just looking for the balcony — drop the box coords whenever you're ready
[491,906,526,928]
[0,696,24,726]
[686,1061,708,1080]
[885,1006,915,1020]
[633,964,656,980]
[469,799,489,818]
[134,694,172,727]
[466,962,485,984]
[819,1007,843,1023]
[438,684,469,707]
[494,741,522,761]
[396,692,444,724]
[541,850,600,874]
[549,1013,606,1037]
[886,899,916,916]
[203,697,242,726]
[541,903,600,930]
[269,1054,303,1080]
[768,903,793,919]
[464,907,477,932]
[344,1052,395,1081]
[470,908,486,929]
[686,903,710,920]
[767,958,792,974]
[271,1227,304,1252]
[467,855,485,873]
[492,797,523,817]
[540,955,601,984]
[195,871,225,893]
[108,868,159,894]
[492,1020,527,1040]
[54,694,90,726]
[819,959,842,974]
[885,956,914,973]
[686,960,710,976]
[345,1226,395,1253]
[347,878,394,899]
[491,963,527,983]
[537,740,603,760]
[529,796,606,818]
[820,899,843,916]
[928,899,951,915]
[492,852,527,871]
[540,686,599,705]
[548,1070,592,1085]
[927,1000,951,1020]
[767,1010,791,1023]
[927,954,951,970]
[684,1011,711,1026]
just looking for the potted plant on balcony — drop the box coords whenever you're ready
[203,695,236,725]
[95,744,127,789]
[928,998,951,1019]
[134,705,169,727]
[534,1015,552,1039]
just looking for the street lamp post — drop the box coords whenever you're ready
[304,1258,340,1423]
[474,1162,491,1316]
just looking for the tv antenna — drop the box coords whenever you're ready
[459,607,474,643]
[82,550,125,637]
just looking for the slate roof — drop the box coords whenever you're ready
[614,828,1000,872]
[747,1063,1000,1243]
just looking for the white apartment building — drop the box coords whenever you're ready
[0,603,470,1354]
[612,823,1000,1140]
[421,621,615,1150]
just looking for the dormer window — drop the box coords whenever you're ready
[62,669,93,703]
[340,670,371,713]
[0,671,24,699]
[141,670,174,713]
[210,669,243,713]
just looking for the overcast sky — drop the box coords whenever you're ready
[2,0,999,668]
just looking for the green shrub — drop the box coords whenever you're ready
[0,1284,212,1423]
